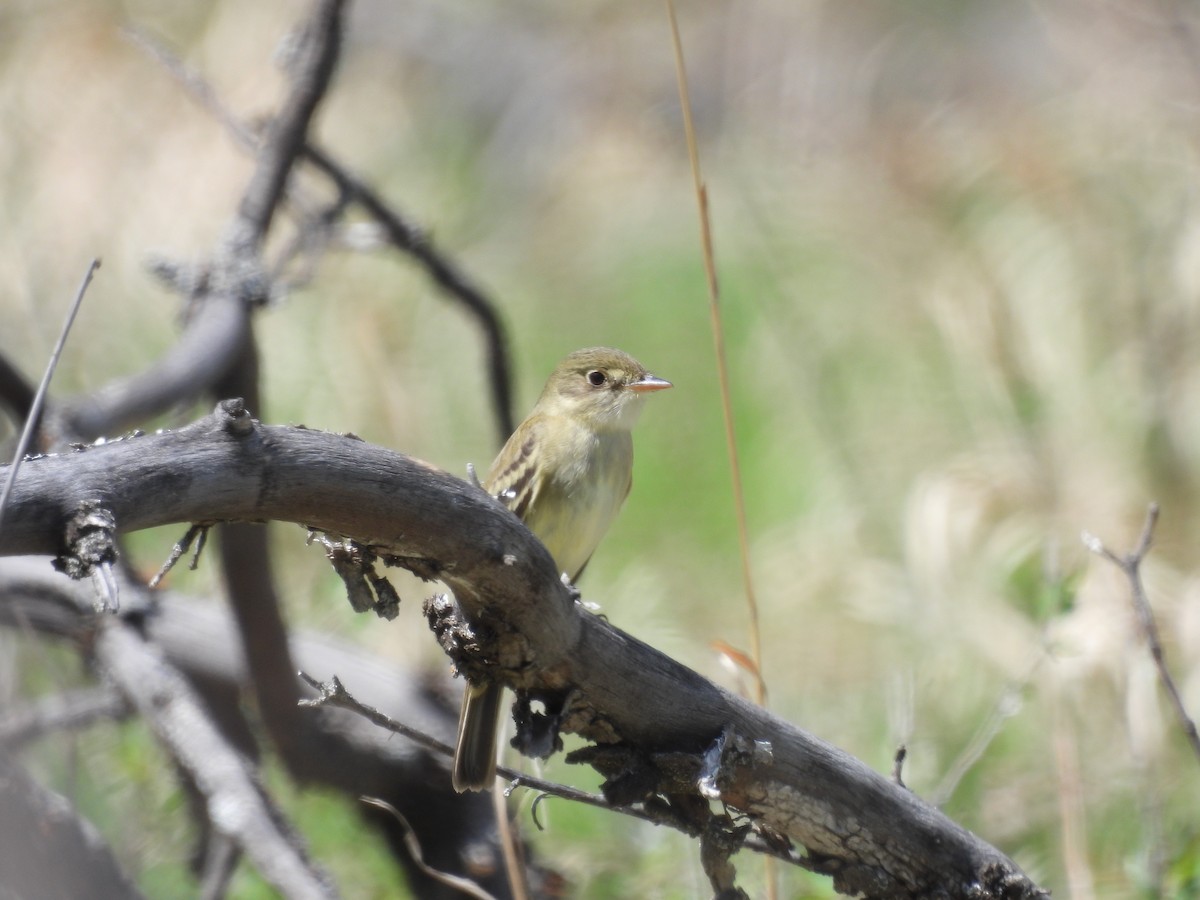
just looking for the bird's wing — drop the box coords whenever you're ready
[484,416,547,521]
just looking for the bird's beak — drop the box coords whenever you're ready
[629,374,672,393]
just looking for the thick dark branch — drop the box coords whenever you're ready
[0,402,1047,899]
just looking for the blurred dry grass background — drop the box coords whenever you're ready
[4,0,1200,896]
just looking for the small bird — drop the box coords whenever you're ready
[452,347,671,792]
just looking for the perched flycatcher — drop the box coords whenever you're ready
[452,347,671,792]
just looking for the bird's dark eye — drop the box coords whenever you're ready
[587,370,607,386]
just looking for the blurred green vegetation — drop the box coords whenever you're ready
[4,0,1200,896]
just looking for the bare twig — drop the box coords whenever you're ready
[149,523,211,588]
[228,0,345,250]
[300,141,515,438]
[0,259,99,532]
[213,0,347,784]
[360,797,499,900]
[298,672,813,873]
[299,672,458,755]
[298,675,643,811]
[122,28,259,151]
[299,672,590,803]
[59,1,347,443]
[124,27,515,441]
[1082,504,1200,765]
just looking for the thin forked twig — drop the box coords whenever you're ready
[296,672,810,870]
[149,523,211,588]
[299,141,515,439]
[0,259,100,533]
[297,672,607,809]
[359,797,500,900]
[124,28,515,441]
[1082,503,1200,765]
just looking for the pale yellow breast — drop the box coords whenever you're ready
[522,423,633,580]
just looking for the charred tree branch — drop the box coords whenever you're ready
[0,404,1047,899]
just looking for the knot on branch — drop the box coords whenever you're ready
[145,255,209,297]
[53,499,119,612]
[971,862,1053,900]
[215,398,256,435]
[698,726,774,801]
[425,593,500,684]
[152,249,273,314]
[424,592,529,686]
[211,247,274,307]
[229,254,273,308]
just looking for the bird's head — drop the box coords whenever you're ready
[539,347,671,431]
